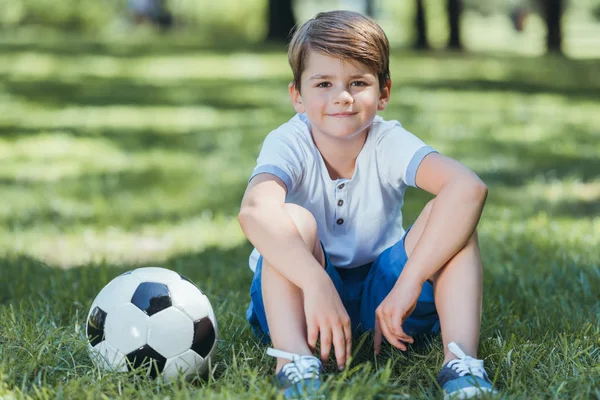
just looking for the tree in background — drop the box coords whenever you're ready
[265,0,565,54]
[365,0,375,17]
[539,0,564,53]
[414,0,463,50]
[508,0,565,54]
[413,0,430,49]
[446,0,463,50]
[266,0,296,42]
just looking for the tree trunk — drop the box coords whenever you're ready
[413,0,429,50]
[266,0,296,42]
[543,0,563,53]
[365,0,375,17]
[446,0,463,50]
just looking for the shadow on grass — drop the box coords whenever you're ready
[0,74,292,109]
[0,124,266,154]
[532,197,600,218]
[479,150,600,187]
[0,166,248,229]
[0,38,290,58]
[0,243,255,329]
[409,78,600,102]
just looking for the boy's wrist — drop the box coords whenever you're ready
[298,266,331,291]
[396,265,427,287]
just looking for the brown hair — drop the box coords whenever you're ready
[288,10,390,92]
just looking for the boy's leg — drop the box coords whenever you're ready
[404,199,483,364]
[261,204,327,373]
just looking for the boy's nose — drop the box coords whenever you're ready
[333,89,353,105]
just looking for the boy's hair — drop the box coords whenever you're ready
[288,10,391,92]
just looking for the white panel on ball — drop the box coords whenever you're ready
[131,267,181,285]
[91,341,127,372]
[90,274,141,315]
[162,349,204,380]
[168,279,211,322]
[104,303,150,354]
[147,307,194,359]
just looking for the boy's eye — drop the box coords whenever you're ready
[351,81,367,86]
[316,82,331,88]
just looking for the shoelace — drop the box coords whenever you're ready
[446,342,487,380]
[267,348,321,385]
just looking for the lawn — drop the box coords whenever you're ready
[0,34,599,399]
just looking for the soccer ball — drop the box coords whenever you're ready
[85,267,218,380]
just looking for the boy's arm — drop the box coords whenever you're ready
[239,173,352,368]
[374,152,487,353]
[400,152,488,284]
[238,173,328,289]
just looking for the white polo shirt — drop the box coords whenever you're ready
[248,113,436,271]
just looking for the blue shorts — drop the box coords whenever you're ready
[246,230,440,342]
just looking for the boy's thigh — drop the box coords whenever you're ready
[359,231,440,336]
[246,248,344,342]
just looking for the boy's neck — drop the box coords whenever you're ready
[312,129,368,181]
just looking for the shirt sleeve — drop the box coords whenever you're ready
[249,128,306,194]
[376,121,438,189]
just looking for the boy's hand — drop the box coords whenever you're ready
[303,277,352,370]
[374,277,422,354]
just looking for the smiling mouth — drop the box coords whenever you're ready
[327,112,358,118]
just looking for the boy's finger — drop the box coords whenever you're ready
[343,322,352,366]
[391,314,413,344]
[391,313,403,337]
[398,329,414,344]
[374,317,382,354]
[332,326,346,370]
[380,318,407,351]
[307,321,318,352]
[320,327,332,364]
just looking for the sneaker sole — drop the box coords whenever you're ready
[444,387,495,399]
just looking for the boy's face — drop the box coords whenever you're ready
[289,51,391,142]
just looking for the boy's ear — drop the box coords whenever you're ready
[377,79,392,111]
[289,82,305,114]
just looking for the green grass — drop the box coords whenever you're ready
[1,35,599,399]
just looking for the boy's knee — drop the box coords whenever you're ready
[282,204,325,267]
[283,203,319,246]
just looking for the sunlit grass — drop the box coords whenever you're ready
[0,214,245,268]
[0,52,290,80]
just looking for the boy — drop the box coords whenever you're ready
[238,10,495,399]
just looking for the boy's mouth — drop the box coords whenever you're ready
[327,112,358,118]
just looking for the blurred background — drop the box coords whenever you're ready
[1,0,600,55]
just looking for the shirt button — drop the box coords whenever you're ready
[337,183,345,190]
[337,200,344,206]
[336,218,344,225]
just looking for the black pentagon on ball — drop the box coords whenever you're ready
[126,345,166,379]
[131,282,171,316]
[178,272,204,295]
[87,306,107,346]
[191,317,216,358]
